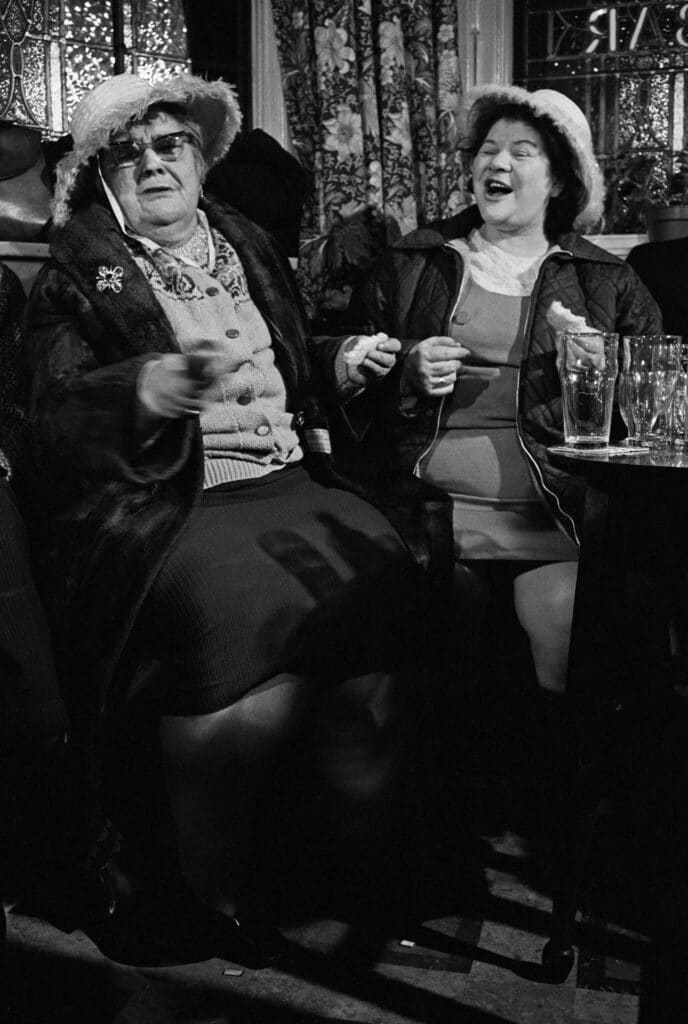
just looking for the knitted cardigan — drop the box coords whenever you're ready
[23,197,451,764]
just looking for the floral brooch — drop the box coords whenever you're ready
[96,265,124,293]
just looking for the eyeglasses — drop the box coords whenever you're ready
[107,130,200,168]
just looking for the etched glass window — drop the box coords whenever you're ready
[0,0,190,137]
[518,1,688,232]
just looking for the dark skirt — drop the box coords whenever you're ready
[136,466,420,714]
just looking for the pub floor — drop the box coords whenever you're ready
[4,678,687,1024]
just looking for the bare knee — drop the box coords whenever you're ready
[514,562,578,691]
[515,563,576,637]
[160,672,314,773]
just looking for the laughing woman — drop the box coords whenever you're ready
[323,85,662,708]
[23,73,447,966]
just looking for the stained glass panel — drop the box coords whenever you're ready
[132,0,188,57]
[132,56,191,80]
[519,0,688,231]
[5,89,32,124]
[63,0,113,47]
[64,43,116,122]
[0,35,11,110]
[3,0,30,42]
[47,0,59,34]
[0,0,190,136]
[21,35,47,121]
[31,1,46,35]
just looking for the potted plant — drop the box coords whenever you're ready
[645,150,688,242]
[301,203,400,333]
[602,145,657,234]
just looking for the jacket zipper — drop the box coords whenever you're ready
[515,248,580,546]
[412,247,469,477]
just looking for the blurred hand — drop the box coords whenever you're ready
[402,336,470,397]
[557,332,607,372]
[138,351,228,419]
[343,333,402,386]
[185,346,232,387]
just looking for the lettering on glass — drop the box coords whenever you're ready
[523,1,688,233]
[550,3,688,57]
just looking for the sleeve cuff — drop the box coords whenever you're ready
[333,337,366,400]
[136,357,167,417]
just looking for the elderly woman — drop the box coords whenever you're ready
[325,85,662,711]
[23,73,447,966]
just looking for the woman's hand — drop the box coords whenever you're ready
[402,336,470,397]
[343,333,402,386]
[557,332,607,372]
[138,352,228,419]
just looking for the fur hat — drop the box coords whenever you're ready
[463,84,605,232]
[52,72,242,226]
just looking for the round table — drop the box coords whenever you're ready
[542,443,688,980]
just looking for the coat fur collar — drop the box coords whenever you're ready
[49,198,313,394]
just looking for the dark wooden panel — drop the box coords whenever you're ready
[182,0,252,128]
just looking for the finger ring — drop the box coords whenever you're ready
[437,376,449,385]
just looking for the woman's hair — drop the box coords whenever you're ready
[466,101,587,239]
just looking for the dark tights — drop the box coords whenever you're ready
[160,670,407,917]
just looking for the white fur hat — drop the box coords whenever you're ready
[463,84,605,232]
[52,72,242,226]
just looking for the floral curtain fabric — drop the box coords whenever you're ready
[272,0,466,323]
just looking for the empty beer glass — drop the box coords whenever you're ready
[623,335,681,448]
[558,331,619,448]
[671,343,688,449]
[672,371,688,449]
[618,370,636,443]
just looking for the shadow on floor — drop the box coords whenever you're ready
[6,618,688,1024]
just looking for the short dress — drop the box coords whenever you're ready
[420,237,578,564]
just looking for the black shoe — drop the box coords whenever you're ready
[209,909,287,969]
[13,863,119,934]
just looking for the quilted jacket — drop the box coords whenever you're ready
[23,198,451,765]
[326,205,663,544]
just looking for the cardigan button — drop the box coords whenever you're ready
[237,392,251,405]
[206,286,220,296]
[255,424,270,436]
[452,311,469,325]
[225,328,240,338]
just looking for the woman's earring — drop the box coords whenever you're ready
[199,184,205,200]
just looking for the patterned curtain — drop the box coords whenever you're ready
[272,0,467,323]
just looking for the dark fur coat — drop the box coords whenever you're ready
[23,198,450,755]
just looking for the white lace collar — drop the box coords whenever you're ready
[448,228,556,296]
